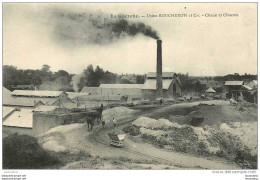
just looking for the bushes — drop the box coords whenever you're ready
[208,132,257,169]
[3,134,60,169]
[123,125,140,136]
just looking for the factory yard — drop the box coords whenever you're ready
[37,100,257,169]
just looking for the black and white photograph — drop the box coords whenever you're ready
[1,2,258,178]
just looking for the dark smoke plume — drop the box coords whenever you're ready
[51,10,159,46]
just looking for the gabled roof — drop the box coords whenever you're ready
[142,79,173,90]
[33,105,57,112]
[247,80,258,88]
[241,85,253,90]
[3,87,11,94]
[3,109,33,128]
[3,97,45,107]
[205,87,216,93]
[3,87,13,104]
[3,107,17,119]
[47,97,75,106]
[147,72,175,78]
[11,90,66,97]
[225,81,244,86]
[99,84,143,89]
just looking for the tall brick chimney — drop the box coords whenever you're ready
[156,39,163,98]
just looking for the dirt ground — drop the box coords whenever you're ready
[38,100,257,169]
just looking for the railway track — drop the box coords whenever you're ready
[91,118,184,168]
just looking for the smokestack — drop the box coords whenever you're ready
[156,39,163,99]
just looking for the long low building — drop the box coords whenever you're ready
[7,90,75,107]
[80,84,143,96]
[99,84,143,96]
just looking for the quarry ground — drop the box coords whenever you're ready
[38,100,258,169]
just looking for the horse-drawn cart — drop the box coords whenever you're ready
[107,129,126,147]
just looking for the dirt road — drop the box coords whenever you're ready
[48,100,242,169]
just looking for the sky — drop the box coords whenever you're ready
[3,3,257,76]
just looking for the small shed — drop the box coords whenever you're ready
[205,87,216,97]
[247,80,258,89]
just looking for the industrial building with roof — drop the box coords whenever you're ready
[247,80,258,89]
[141,72,182,100]
[79,84,143,104]
[80,87,101,95]
[3,88,45,108]
[8,90,75,107]
[224,81,256,102]
[80,84,143,96]
[205,87,216,97]
[224,81,244,101]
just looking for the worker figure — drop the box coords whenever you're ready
[96,103,104,125]
[112,117,117,128]
[101,115,105,128]
[159,96,164,106]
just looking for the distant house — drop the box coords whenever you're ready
[141,72,182,100]
[224,81,244,101]
[225,81,244,86]
[205,87,216,97]
[247,80,258,89]
[199,79,208,86]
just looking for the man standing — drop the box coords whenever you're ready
[112,118,117,128]
[159,96,164,106]
[101,115,105,128]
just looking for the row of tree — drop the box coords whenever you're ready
[3,65,74,92]
[76,65,146,91]
[3,64,146,92]
[4,64,256,93]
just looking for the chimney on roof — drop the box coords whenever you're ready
[156,39,163,98]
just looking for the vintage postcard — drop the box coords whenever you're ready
[1,2,258,178]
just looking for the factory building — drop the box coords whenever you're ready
[141,72,182,100]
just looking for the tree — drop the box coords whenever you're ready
[120,78,132,84]
[192,81,203,93]
[136,74,146,84]
[41,64,51,72]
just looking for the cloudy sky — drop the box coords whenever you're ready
[3,3,257,76]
